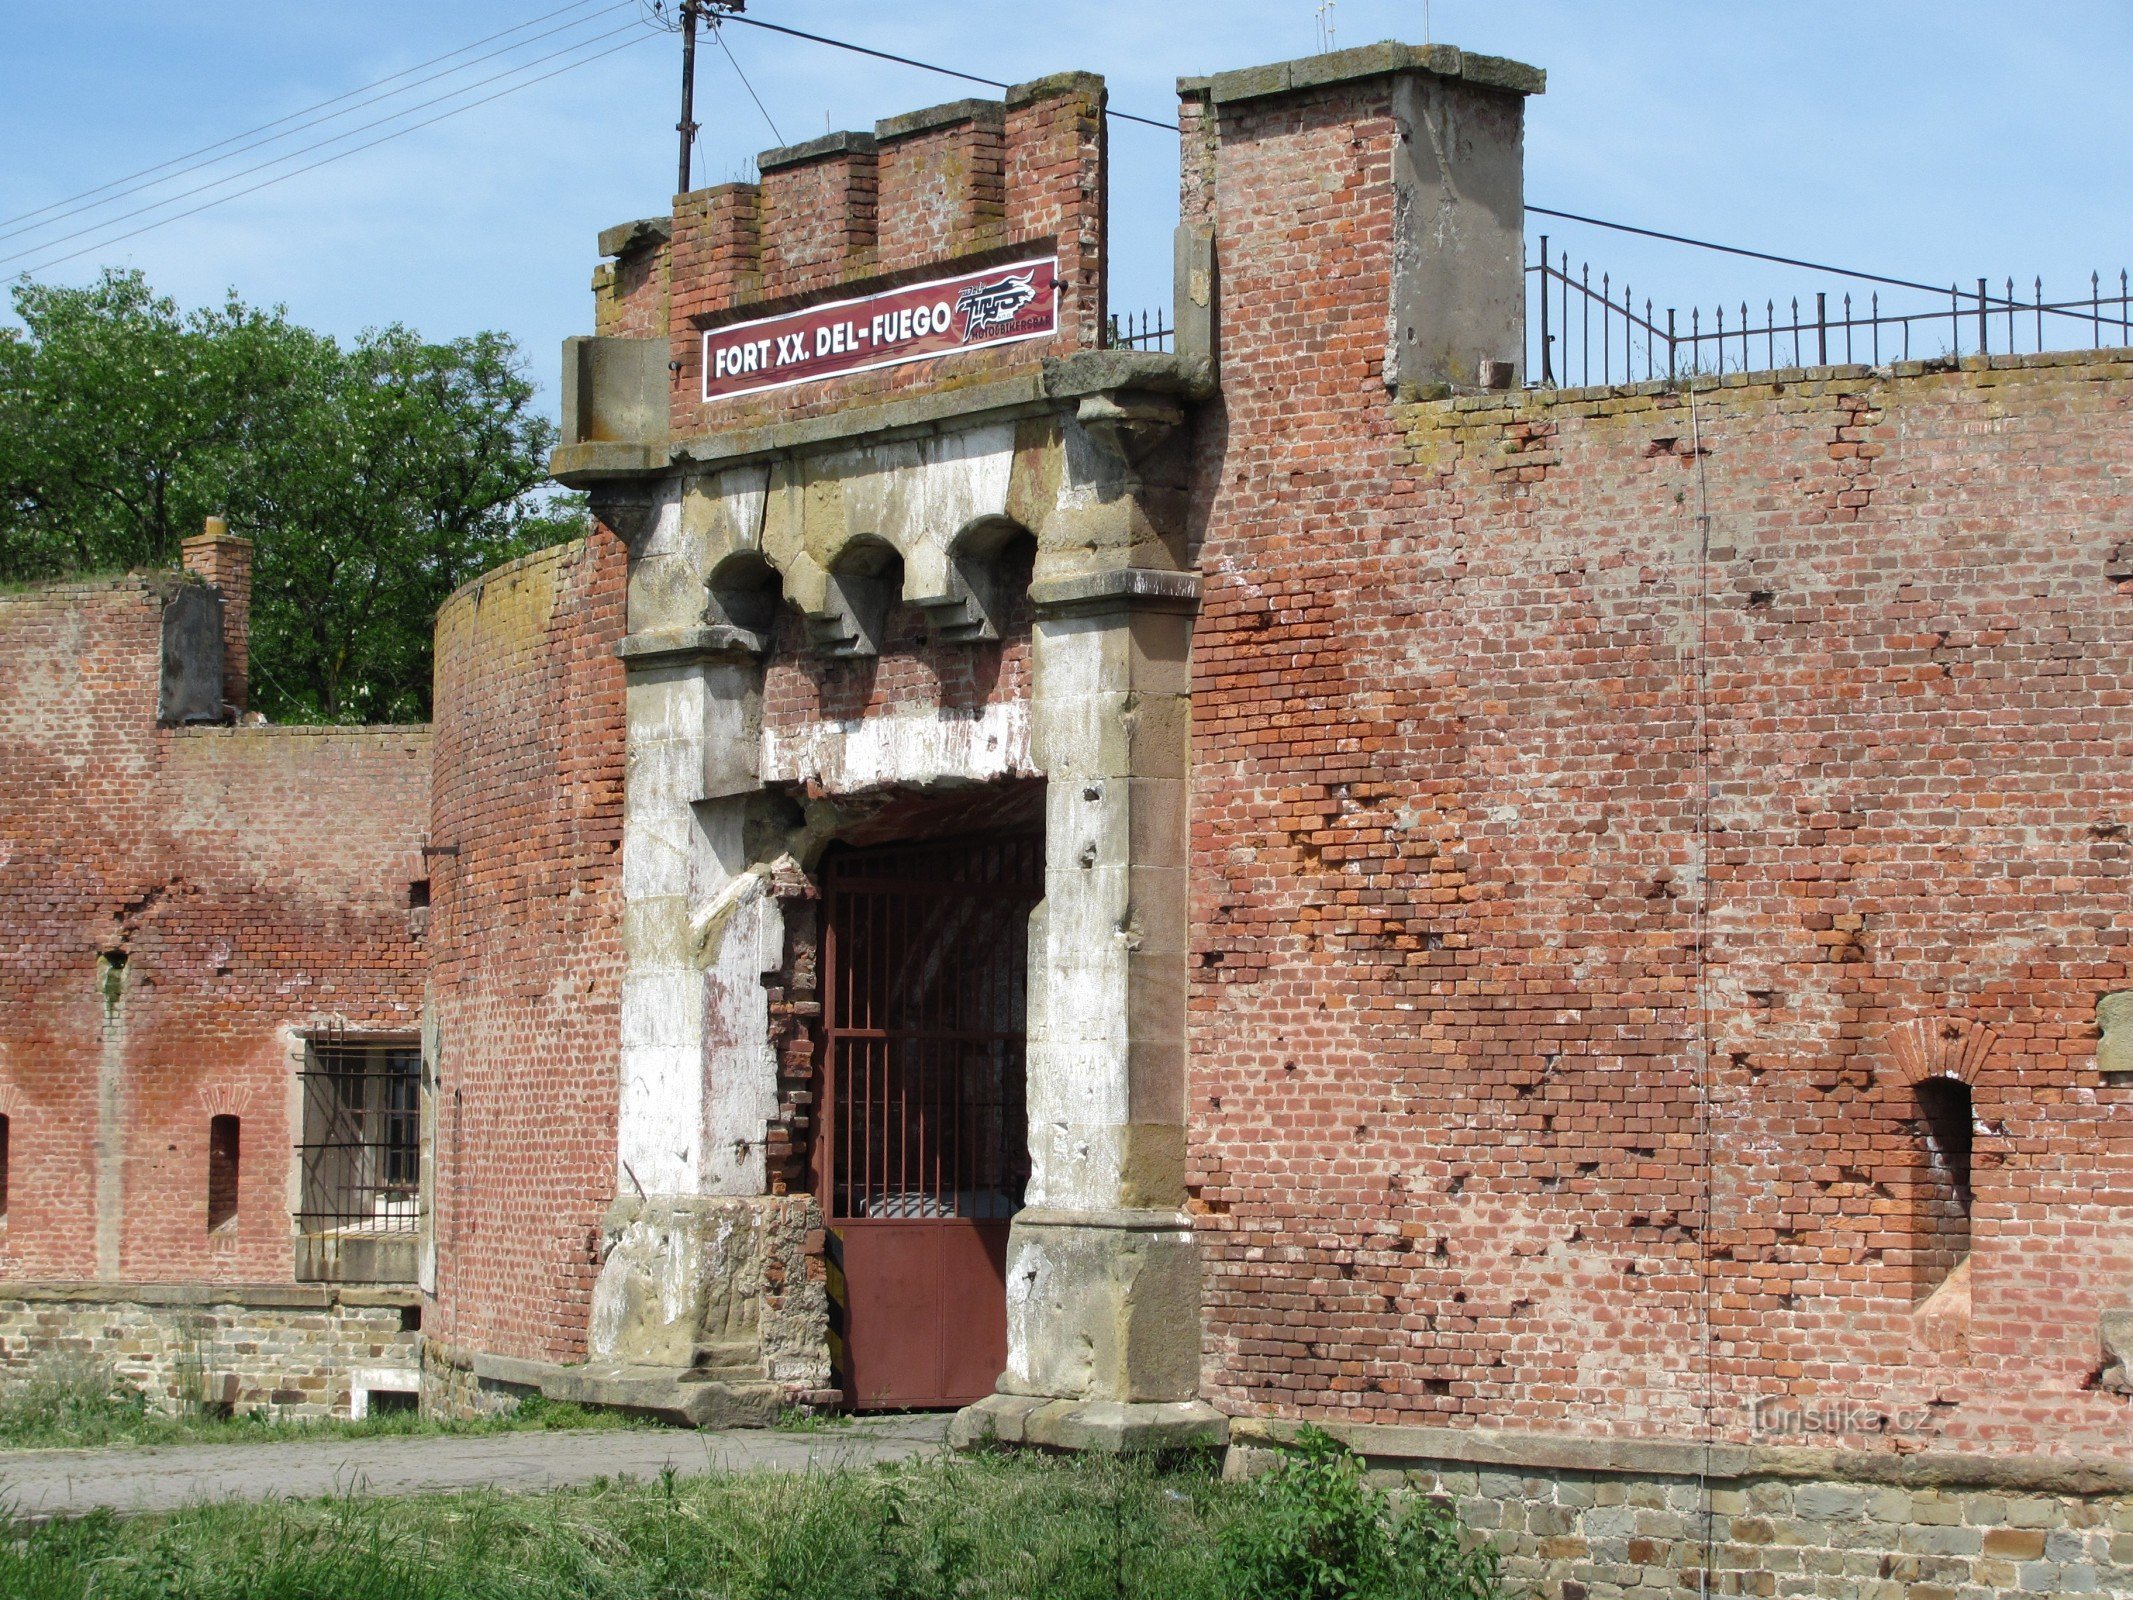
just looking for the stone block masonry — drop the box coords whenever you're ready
[0,1284,419,1418]
[1231,1419,2133,1599]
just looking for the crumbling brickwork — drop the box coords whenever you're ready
[1183,51,2133,1463]
[425,534,627,1365]
[0,575,428,1290]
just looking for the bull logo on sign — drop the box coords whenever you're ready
[954,271,1039,338]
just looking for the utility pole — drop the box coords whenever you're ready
[676,0,744,196]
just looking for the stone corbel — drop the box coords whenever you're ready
[1074,390,1186,469]
[614,628,767,802]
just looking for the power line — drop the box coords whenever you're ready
[713,24,785,147]
[0,0,626,242]
[1527,204,1950,299]
[3,18,660,272]
[10,27,664,279]
[720,13,1182,133]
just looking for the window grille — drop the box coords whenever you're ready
[298,1041,420,1248]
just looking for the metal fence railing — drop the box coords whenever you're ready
[1528,234,2133,389]
[1105,309,1174,352]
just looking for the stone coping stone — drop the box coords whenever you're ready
[466,1352,781,1430]
[1005,71,1105,111]
[0,1280,418,1310]
[875,97,1004,143]
[642,352,1214,480]
[1233,1416,2133,1498]
[756,129,878,174]
[597,216,673,260]
[615,624,769,665]
[952,1393,1229,1453]
[1190,41,1544,105]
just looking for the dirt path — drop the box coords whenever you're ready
[0,1414,950,1519]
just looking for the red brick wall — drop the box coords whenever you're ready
[425,534,626,1364]
[760,146,879,302]
[759,582,1033,736]
[1187,72,2133,1458]
[0,578,428,1286]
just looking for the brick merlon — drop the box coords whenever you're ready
[756,128,879,174]
[873,96,1005,143]
[1183,40,1545,104]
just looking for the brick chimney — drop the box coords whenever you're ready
[181,516,253,715]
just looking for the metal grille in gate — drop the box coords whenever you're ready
[817,834,1041,1225]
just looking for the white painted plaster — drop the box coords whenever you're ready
[761,700,1032,792]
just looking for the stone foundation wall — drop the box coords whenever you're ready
[0,1284,420,1419]
[419,1338,527,1420]
[1229,1419,2133,1599]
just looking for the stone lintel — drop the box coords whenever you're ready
[757,128,879,174]
[598,215,674,260]
[1228,1416,2133,1497]
[1029,568,1202,618]
[1202,40,1545,106]
[615,625,770,666]
[1011,1206,1195,1234]
[874,97,1005,143]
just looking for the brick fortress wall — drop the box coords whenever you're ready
[1184,63,2133,1465]
[0,573,429,1291]
[424,535,627,1367]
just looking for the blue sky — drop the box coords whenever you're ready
[3,2,2129,413]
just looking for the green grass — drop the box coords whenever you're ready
[0,1357,647,1452]
[0,1431,1513,1600]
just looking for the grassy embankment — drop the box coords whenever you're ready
[0,1418,1510,1600]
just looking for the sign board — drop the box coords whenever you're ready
[700,256,1059,401]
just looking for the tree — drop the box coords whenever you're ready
[0,269,579,722]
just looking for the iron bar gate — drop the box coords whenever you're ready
[816,832,1042,1408]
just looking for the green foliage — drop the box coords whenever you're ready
[0,1452,1241,1600]
[1219,1427,1508,1600]
[0,1357,641,1451]
[0,269,577,722]
[0,1429,1510,1600]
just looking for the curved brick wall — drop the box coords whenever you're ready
[426,533,627,1363]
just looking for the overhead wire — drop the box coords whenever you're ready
[3,16,663,273]
[11,7,2000,324]
[0,0,629,243]
[9,24,665,278]
[719,12,1183,132]
[713,22,785,146]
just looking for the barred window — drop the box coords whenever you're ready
[298,1041,420,1239]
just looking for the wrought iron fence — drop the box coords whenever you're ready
[1106,308,1174,352]
[297,1041,420,1238]
[1527,234,2133,389]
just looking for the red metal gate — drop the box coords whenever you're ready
[815,832,1041,1409]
